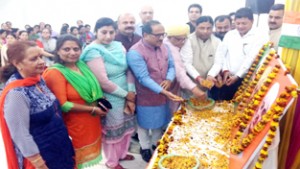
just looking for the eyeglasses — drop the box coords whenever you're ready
[150,33,167,38]
[61,47,81,52]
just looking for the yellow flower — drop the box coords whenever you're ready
[255,162,263,169]
[291,91,298,98]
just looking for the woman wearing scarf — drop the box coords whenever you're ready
[43,35,107,169]
[0,41,75,168]
[80,17,136,169]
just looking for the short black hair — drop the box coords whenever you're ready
[270,4,285,11]
[26,27,34,34]
[214,15,232,24]
[0,29,6,34]
[94,17,117,33]
[188,3,202,14]
[235,7,254,21]
[196,16,214,26]
[70,26,78,33]
[142,20,161,35]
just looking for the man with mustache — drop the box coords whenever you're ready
[115,13,141,51]
[268,4,284,51]
[127,20,183,162]
[180,16,221,98]
[135,5,154,36]
[214,15,232,41]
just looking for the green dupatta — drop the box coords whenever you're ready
[50,60,103,105]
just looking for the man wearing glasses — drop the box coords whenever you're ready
[127,20,183,163]
[180,16,221,97]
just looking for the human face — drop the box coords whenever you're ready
[118,14,136,36]
[195,21,213,41]
[268,10,284,30]
[33,26,40,33]
[0,31,7,39]
[95,26,116,45]
[144,24,165,47]
[215,19,231,39]
[188,7,201,22]
[235,17,253,36]
[57,40,81,64]
[85,26,91,32]
[71,28,79,35]
[41,29,51,39]
[169,35,187,48]
[19,32,29,41]
[1,23,8,30]
[6,34,16,44]
[6,22,12,29]
[15,46,45,78]
[139,6,154,24]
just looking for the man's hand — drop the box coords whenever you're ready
[225,75,239,86]
[191,87,207,100]
[160,80,172,90]
[215,74,223,88]
[222,71,230,84]
[161,90,184,102]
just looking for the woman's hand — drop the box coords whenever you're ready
[94,107,108,116]
[124,100,135,115]
[27,154,49,169]
[126,92,136,102]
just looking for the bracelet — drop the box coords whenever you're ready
[30,156,42,163]
[90,106,96,115]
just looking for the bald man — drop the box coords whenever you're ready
[115,13,141,51]
[135,5,154,36]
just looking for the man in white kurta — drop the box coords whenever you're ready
[180,16,220,97]
[207,7,267,100]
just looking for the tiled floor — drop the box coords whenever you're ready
[94,140,148,169]
[0,134,148,169]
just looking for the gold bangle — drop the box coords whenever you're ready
[30,156,42,164]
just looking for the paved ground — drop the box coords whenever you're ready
[0,134,147,169]
[94,139,148,169]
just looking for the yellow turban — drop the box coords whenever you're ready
[166,24,190,36]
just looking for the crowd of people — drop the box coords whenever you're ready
[0,2,284,169]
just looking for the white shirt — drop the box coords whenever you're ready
[208,27,268,78]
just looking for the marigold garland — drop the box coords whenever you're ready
[253,85,298,169]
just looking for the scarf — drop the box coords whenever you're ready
[0,75,41,169]
[50,60,103,103]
